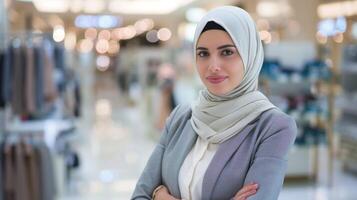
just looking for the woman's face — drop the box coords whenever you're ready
[196,30,244,96]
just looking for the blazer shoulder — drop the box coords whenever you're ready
[166,104,192,132]
[259,108,297,138]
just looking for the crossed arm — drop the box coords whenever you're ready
[131,109,297,200]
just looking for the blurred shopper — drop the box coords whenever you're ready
[132,6,297,200]
[156,63,177,131]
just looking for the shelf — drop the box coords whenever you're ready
[336,97,357,117]
[340,132,357,174]
[337,122,357,138]
[341,69,357,75]
[6,119,76,150]
[261,80,311,96]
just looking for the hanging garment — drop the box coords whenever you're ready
[25,46,36,115]
[14,141,30,200]
[43,43,57,103]
[36,141,57,200]
[0,51,5,107]
[11,45,26,115]
[3,45,13,105]
[0,141,4,200]
[23,140,41,200]
[74,79,81,117]
[34,46,44,113]
[4,142,15,200]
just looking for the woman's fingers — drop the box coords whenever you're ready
[236,189,257,200]
[233,190,257,200]
[235,183,258,196]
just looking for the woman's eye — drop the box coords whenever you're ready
[197,51,209,57]
[222,49,234,56]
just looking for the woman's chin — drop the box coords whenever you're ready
[207,88,229,96]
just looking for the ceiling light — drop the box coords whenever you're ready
[134,18,154,34]
[33,0,69,13]
[157,28,172,41]
[98,15,121,29]
[98,30,111,40]
[257,1,292,18]
[78,39,94,53]
[120,26,136,40]
[256,19,270,31]
[96,56,111,71]
[85,28,98,40]
[318,17,346,37]
[259,30,270,41]
[75,15,122,29]
[109,0,195,15]
[318,1,357,19]
[53,25,65,42]
[83,0,105,13]
[146,30,159,43]
[70,0,83,13]
[111,28,122,40]
[96,39,109,54]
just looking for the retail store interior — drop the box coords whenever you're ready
[1,0,357,199]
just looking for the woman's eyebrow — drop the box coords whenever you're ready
[196,47,208,50]
[196,44,236,50]
[217,44,236,49]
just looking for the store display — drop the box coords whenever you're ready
[0,35,81,120]
[0,133,57,200]
[260,58,329,178]
[337,44,357,173]
[0,34,82,199]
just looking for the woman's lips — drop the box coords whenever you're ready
[206,76,228,84]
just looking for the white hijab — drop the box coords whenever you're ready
[190,6,276,144]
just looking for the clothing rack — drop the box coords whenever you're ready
[1,31,81,120]
[0,16,79,200]
[0,129,58,200]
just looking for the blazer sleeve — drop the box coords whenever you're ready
[131,105,181,200]
[244,114,297,200]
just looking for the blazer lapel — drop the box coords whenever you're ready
[165,120,197,198]
[202,122,256,199]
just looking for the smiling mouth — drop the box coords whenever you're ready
[206,76,228,84]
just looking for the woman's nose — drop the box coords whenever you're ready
[208,57,221,72]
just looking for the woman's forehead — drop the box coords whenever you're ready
[196,30,235,48]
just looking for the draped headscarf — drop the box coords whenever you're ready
[190,6,277,144]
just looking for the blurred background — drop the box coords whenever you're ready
[1,0,357,199]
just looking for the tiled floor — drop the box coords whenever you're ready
[59,74,357,200]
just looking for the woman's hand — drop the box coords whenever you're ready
[232,183,259,200]
[154,185,180,200]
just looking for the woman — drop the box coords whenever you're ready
[131,6,297,200]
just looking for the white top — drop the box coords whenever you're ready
[178,137,219,200]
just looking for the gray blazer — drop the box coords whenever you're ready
[131,104,297,200]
